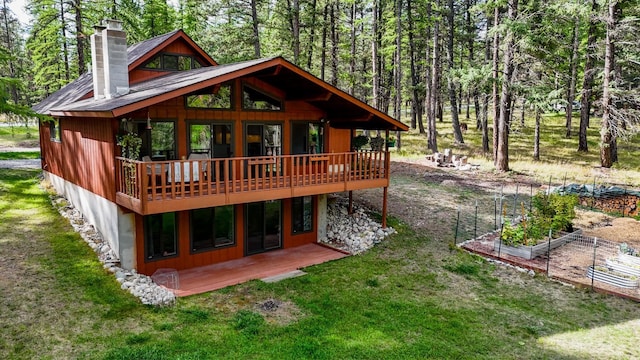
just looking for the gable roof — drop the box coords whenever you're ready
[48,56,408,131]
[33,30,217,114]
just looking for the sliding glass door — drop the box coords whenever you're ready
[245,200,282,255]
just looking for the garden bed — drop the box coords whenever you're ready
[586,266,639,289]
[493,229,583,260]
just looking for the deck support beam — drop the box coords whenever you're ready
[348,191,353,215]
[382,186,388,228]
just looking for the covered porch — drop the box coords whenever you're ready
[162,243,349,296]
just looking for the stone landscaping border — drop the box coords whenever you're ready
[47,191,176,306]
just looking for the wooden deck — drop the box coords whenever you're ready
[115,151,390,215]
[168,243,348,297]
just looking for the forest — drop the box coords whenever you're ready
[0,0,638,171]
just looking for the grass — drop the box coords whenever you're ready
[0,151,40,160]
[390,112,640,187]
[2,168,640,359]
[0,124,40,149]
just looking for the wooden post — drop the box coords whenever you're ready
[348,190,353,214]
[382,186,388,228]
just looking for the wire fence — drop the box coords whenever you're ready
[455,179,640,301]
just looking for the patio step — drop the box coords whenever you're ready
[261,270,307,283]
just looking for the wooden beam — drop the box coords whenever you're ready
[290,92,332,102]
[382,186,388,228]
[348,191,353,215]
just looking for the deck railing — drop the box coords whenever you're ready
[115,151,389,212]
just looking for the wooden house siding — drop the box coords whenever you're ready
[40,118,116,201]
[134,196,319,275]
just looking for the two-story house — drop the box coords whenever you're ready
[35,20,407,276]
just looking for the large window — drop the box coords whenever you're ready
[190,206,235,252]
[292,122,323,154]
[131,121,176,160]
[186,83,232,109]
[50,119,61,142]
[143,53,203,71]
[145,213,178,260]
[242,85,282,111]
[292,196,313,233]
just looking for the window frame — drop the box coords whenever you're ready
[291,196,314,234]
[185,82,234,110]
[144,212,178,261]
[50,119,61,142]
[142,52,204,72]
[190,206,236,254]
[241,83,283,112]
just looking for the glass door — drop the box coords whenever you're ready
[245,124,282,179]
[189,123,233,180]
[245,200,281,255]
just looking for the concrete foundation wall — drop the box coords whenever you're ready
[317,194,327,241]
[44,171,136,269]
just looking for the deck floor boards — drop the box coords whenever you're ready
[170,244,348,297]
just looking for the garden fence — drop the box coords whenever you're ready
[455,179,640,301]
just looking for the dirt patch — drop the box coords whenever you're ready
[254,298,304,325]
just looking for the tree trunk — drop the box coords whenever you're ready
[372,0,380,108]
[520,99,525,127]
[74,0,85,75]
[482,94,490,153]
[395,0,402,150]
[492,6,500,164]
[533,109,540,161]
[447,0,464,143]
[320,4,328,80]
[251,0,261,58]
[428,0,440,152]
[330,1,339,87]
[349,1,356,95]
[2,0,18,103]
[59,0,70,82]
[496,0,517,172]
[407,0,419,129]
[565,18,579,138]
[599,0,616,168]
[578,0,598,152]
[306,0,317,69]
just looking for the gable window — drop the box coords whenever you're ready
[50,119,61,142]
[145,213,178,260]
[292,196,313,233]
[186,83,232,109]
[242,85,282,111]
[190,206,235,252]
[142,53,203,71]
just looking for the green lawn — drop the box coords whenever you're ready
[0,124,40,149]
[0,151,40,160]
[1,168,639,359]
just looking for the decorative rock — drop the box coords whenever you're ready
[319,196,396,254]
[47,192,176,306]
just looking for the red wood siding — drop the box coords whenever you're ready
[41,118,116,201]
[135,198,319,275]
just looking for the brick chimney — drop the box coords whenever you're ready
[90,19,129,99]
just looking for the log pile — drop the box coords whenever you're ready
[579,194,639,217]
